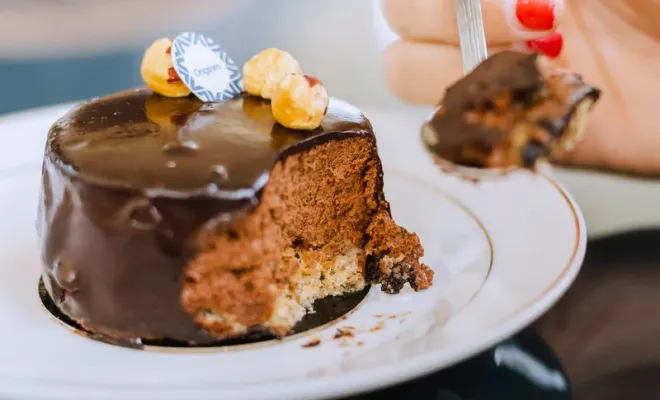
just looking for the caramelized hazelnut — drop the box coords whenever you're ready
[243,48,302,99]
[140,38,191,98]
[271,74,329,131]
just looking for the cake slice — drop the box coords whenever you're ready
[422,51,601,170]
[37,89,433,344]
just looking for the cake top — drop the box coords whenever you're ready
[442,51,542,110]
[47,88,373,199]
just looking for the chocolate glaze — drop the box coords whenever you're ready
[422,51,601,168]
[48,88,372,197]
[38,88,376,344]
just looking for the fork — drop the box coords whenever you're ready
[453,0,489,73]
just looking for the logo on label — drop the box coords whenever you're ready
[171,32,243,102]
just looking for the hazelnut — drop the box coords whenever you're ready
[271,73,329,131]
[141,38,191,98]
[243,48,302,99]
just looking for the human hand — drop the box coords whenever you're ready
[382,0,660,176]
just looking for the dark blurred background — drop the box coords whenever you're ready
[0,0,398,115]
[1,50,141,114]
[1,0,260,113]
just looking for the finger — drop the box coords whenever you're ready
[381,0,563,45]
[384,40,510,105]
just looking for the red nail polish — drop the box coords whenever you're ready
[526,32,563,58]
[516,0,556,31]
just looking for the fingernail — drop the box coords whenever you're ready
[526,31,564,58]
[515,0,558,31]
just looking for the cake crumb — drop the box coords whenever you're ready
[357,341,365,346]
[369,321,385,333]
[376,312,410,320]
[302,338,321,348]
[333,327,356,340]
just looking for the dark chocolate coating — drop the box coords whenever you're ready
[37,88,375,344]
[422,51,600,167]
[442,51,543,111]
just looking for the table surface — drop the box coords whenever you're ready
[2,2,659,398]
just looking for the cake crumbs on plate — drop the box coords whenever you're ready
[374,312,410,320]
[333,327,356,340]
[302,337,321,348]
[369,321,386,332]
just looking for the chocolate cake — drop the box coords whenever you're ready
[37,88,433,344]
[422,51,601,170]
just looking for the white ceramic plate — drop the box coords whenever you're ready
[0,104,585,400]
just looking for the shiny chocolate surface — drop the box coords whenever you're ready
[48,88,373,198]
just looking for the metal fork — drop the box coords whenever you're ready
[453,0,488,74]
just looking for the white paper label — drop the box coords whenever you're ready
[171,32,243,102]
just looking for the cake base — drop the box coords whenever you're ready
[38,278,369,350]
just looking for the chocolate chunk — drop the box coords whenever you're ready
[423,50,601,170]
